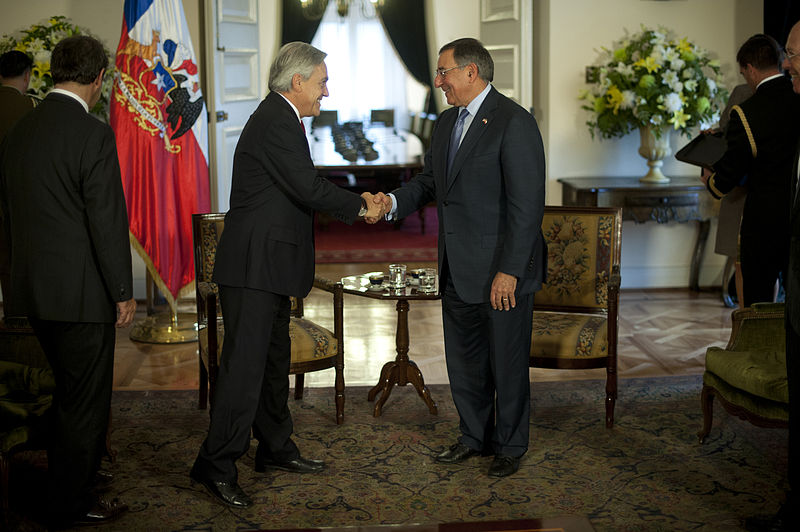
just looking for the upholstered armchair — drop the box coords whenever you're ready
[530,206,623,428]
[698,302,787,443]
[192,213,346,424]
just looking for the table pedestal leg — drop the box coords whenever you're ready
[367,299,438,416]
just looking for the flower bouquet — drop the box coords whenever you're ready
[0,16,114,120]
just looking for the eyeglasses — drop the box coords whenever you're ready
[784,48,800,61]
[434,64,466,78]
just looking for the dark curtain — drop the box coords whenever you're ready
[377,0,437,116]
[764,0,800,47]
[282,0,325,45]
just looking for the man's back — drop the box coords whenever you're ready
[0,92,132,322]
[0,85,35,142]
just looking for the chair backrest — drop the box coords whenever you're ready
[535,206,622,313]
[312,110,338,128]
[370,109,395,127]
[191,212,304,319]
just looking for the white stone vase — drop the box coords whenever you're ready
[638,125,671,183]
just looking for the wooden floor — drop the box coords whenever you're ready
[112,261,734,392]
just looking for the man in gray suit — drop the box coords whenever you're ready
[377,38,546,478]
[0,36,135,526]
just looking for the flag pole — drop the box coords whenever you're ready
[129,270,197,343]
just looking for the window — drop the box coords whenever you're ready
[310,0,428,127]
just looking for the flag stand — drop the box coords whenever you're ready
[129,271,197,344]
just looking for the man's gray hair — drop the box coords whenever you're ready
[268,42,327,93]
[439,38,494,82]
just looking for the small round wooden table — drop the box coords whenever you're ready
[341,272,440,417]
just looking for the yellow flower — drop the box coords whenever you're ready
[634,56,660,73]
[676,37,692,54]
[606,85,624,114]
[49,17,60,25]
[669,109,691,129]
[33,61,49,76]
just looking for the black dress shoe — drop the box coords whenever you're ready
[255,455,326,473]
[190,469,253,508]
[435,443,480,464]
[71,497,128,526]
[488,454,520,477]
[93,470,114,493]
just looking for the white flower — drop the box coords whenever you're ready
[26,37,45,52]
[662,70,679,87]
[682,69,694,79]
[684,79,698,92]
[621,90,636,109]
[670,57,685,71]
[651,114,664,125]
[670,80,684,93]
[28,75,46,93]
[616,62,635,78]
[706,78,717,94]
[664,92,683,113]
[651,45,667,65]
[33,50,50,64]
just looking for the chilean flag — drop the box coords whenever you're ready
[110,0,210,312]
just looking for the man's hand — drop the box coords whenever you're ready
[490,272,517,311]
[373,192,393,213]
[700,167,712,185]
[361,192,386,223]
[116,297,137,328]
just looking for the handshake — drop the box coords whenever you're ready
[360,192,394,224]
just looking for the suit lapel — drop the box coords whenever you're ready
[434,108,458,188]
[446,87,499,190]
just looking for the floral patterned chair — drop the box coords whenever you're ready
[192,214,346,424]
[531,206,623,427]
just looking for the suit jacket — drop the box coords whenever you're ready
[212,91,362,297]
[0,92,132,322]
[788,144,800,334]
[392,86,547,304]
[0,85,36,144]
[707,76,800,242]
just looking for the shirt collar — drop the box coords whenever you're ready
[277,91,302,123]
[757,73,784,90]
[50,88,89,113]
[460,83,492,118]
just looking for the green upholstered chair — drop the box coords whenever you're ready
[698,302,788,443]
[192,213,346,424]
[0,360,55,520]
[531,206,623,428]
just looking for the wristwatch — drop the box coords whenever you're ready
[358,197,368,217]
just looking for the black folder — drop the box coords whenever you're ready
[675,132,727,169]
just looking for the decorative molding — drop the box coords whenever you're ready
[486,44,519,101]
[218,0,257,24]
[481,0,518,22]
[220,49,259,101]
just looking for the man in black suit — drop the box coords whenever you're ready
[376,38,546,478]
[0,50,38,315]
[0,36,135,526]
[190,42,384,508]
[746,20,800,532]
[702,34,800,307]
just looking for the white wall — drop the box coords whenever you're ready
[534,0,763,288]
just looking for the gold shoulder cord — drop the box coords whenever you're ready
[731,105,757,158]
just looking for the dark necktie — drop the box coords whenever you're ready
[300,121,306,134]
[446,108,469,175]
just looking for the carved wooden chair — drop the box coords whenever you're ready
[530,206,622,427]
[192,213,346,424]
[698,302,787,443]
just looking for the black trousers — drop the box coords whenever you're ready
[787,320,800,507]
[193,285,298,482]
[741,232,788,307]
[440,271,534,458]
[28,318,115,518]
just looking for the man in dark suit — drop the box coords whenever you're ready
[702,34,800,307]
[0,36,135,526]
[376,38,546,478]
[746,20,800,532]
[190,42,384,508]
[0,50,38,315]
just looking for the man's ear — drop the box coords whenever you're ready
[94,68,106,87]
[292,73,303,92]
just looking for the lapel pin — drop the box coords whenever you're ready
[482,118,487,124]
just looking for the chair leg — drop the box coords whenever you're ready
[605,366,617,428]
[198,359,208,410]
[294,374,305,400]
[698,385,715,443]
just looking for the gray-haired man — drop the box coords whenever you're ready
[190,42,383,508]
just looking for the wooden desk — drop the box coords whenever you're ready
[341,272,439,417]
[558,176,716,291]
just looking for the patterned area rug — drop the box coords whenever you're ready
[7,376,787,531]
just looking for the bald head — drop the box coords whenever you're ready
[784,21,800,94]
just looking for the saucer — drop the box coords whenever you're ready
[367,284,385,292]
